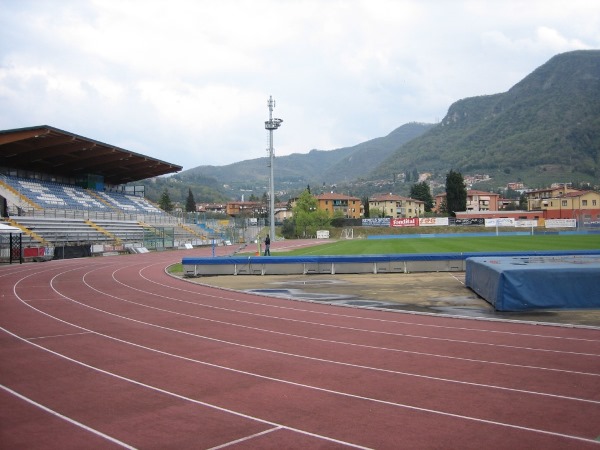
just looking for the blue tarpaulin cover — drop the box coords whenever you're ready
[465,255,600,311]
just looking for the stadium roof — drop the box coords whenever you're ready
[0,125,182,185]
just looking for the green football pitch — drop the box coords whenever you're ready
[280,234,600,256]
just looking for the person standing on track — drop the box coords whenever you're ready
[264,234,271,256]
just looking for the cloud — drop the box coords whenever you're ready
[1,0,599,170]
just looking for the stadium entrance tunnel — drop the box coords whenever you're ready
[53,245,92,259]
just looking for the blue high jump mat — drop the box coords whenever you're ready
[465,255,600,311]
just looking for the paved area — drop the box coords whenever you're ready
[188,272,600,328]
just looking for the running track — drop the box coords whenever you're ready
[1,242,600,449]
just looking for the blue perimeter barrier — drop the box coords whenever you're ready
[182,250,600,277]
[367,230,600,239]
[183,250,600,312]
[183,249,600,266]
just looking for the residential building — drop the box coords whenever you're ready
[498,197,519,210]
[226,201,265,217]
[455,210,542,220]
[455,188,600,224]
[463,174,490,187]
[315,193,362,219]
[527,189,600,221]
[274,202,292,224]
[434,190,500,213]
[507,182,525,191]
[196,203,227,214]
[525,185,579,211]
[369,193,424,218]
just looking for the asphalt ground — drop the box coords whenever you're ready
[187,271,600,328]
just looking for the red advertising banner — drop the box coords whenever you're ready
[23,247,45,257]
[390,217,418,227]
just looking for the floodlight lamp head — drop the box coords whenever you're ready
[265,118,282,130]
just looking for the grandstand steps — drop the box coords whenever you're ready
[10,217,108,246]
[4,214,218,250]
[92,219,145,243]
[85,219,123,245]
[179,222,207,240]
[87,190,120,212]
[1,175,167,215]
[6,218,49,246]
[1,175,217,250]
[0,179,41,211]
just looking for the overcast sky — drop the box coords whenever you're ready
[1,0,599,171]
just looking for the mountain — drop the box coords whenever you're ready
[175,122,434,192]
[373,50,600,188]
[151,50,600,204]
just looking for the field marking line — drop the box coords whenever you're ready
[0,384,137,450]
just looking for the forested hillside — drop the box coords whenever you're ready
[178,122,432,187]
[374,50,600,188]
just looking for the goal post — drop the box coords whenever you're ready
[341,228,354,239]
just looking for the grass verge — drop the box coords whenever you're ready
[279,234,600,256]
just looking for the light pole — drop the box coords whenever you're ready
[265,95,283,242]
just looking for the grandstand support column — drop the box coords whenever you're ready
[265,96,282,242]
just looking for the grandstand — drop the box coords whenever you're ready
[0,125,211,260]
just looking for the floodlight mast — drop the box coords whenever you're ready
[265,95,282,243]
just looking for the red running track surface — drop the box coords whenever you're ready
[1,244,600,449]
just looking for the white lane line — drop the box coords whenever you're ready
[28,332,92,340]
[100,265,600,357]
[2,325,598,447]
[14,270,594,442]
[45,270,600,405]
[207,427,282,450]
[450,273,465,285]
[24,264,600,412]
[139,262,600,342]
[12,264,600,445]
[103,269,600,376]
[86,266,600,381]
[0,384,137,450]
[1,327,371,450]
[33,266,600,402]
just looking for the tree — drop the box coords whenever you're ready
[291,189,330,238]
[361,196,370,217]
[519,194,528,210]
[185,188,196,212]
[294,189,318,214]
[438,199,448,214]
[410,181,434,212]
[445,170,467,217]
[369,207,384,218]
[280,217,295,238]
[159,188,174,212]
[412,168,419,182]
